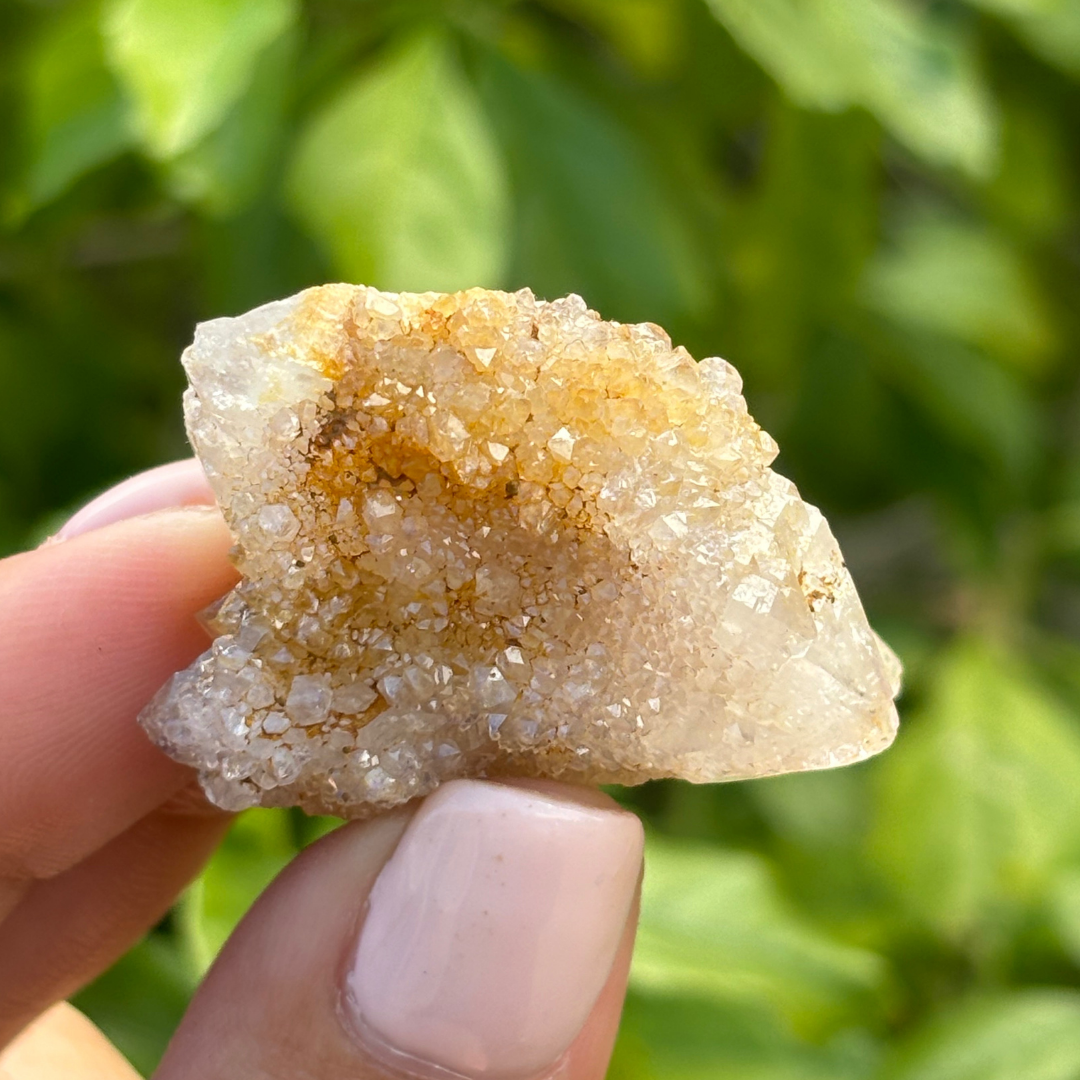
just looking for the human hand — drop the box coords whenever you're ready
[0,461,645,1080]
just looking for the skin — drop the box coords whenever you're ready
[0,487,641,1080]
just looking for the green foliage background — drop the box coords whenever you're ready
[3,0,1080,1074]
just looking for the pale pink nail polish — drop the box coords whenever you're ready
[346,780,643,1080]
[54,459,216,541]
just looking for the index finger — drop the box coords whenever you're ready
[0,506,236,883]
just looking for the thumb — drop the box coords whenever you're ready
[156,779,644,1080]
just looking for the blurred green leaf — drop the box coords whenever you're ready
[883,990,1080,1080]
[864,211,1055,373]
[632,836,887,1034]
[479,53,706,326]
[984,101,1070,239]
[1029,632,1080,720]
[873,332,1040,482]
[704,0,998,176]
[178,809,296,976]
[540,0,685,77]
[0,316,79,523]
[609,992,880,1080]
[1010,7,1080,78]
[21,0,134,209]
[870,639,1080,940]
[163,30,293,216]
[967,0,1080,79]
[73,935,196,1077]
[704,0,849,110]
[750,767,869,852]
[966,0,1067,10]
[733,104,878,388]
[292,809,344,846]
[1048,867,1080,966]
[102,0,296,159]
[288,32,509,291]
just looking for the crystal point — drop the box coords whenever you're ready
[139,285,900,816]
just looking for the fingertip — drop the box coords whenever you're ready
[0,1002,140,1080]
[0,506,237,882]
[52,459,216,543]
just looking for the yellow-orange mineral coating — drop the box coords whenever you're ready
[140,285,901,816]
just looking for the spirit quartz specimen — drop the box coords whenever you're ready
[140,284,901,816]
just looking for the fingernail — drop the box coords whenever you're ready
[54,460,216,541]
[346,779,644,1080]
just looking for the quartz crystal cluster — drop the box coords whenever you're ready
[140,285,901,816]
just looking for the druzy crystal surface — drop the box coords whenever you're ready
[140,285,901,816]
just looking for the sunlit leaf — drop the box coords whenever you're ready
[102,0,296,158]
[864,211,1055,373]
[288,32,509,292]
[704,0,850,110]
[883,991,1080,1080]
[164,31,293,216]
[1011,7,1080,77]
[609,992,880,1080]
[870,639,1080,940]
[632,835,887,1034]
[478,53,707,327]
[1048,868,1080,966]
[22,0,133,208]
[178,809,297,975]
[704,0,999,176]
[967,0,1080,78]
[539,0,685,76]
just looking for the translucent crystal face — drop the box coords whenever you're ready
[140,285,901,816]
